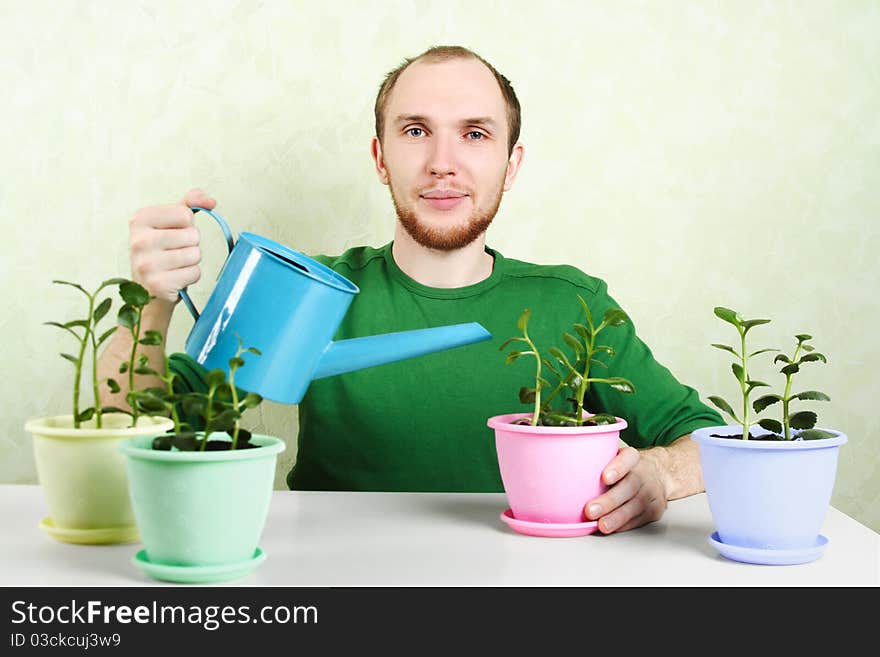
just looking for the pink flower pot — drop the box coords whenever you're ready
[487,412,627,524]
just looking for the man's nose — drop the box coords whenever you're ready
[427,134,457,177]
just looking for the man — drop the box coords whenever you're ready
[98,46,721,535]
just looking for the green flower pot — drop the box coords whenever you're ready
[120,433,285,583]
[24,413,175,544]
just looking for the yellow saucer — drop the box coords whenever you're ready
[39,517,140,545]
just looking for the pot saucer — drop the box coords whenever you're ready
[500,508,599,538]
[39,517,140,545]
[708,532,828,565]
[132,547,266,583]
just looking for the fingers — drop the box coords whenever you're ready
[182,188,216,210]
[602,446,639,486]
[585,470,641,521]
[127,189,214,303]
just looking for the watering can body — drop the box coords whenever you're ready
[180,209,492,404]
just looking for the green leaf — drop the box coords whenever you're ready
[601,308,629,328]
[138,354,148,366]
[101,277,130,288]
[93,297,112,324]
[64,319,90,330]
[731,362,745,383]
[795,334,812,342]
[505,351,523,365]
[774,354,791,365]
[753,394,782,413]
[708,396,739,422]
[119,281,151,307]
[60,353,79,365]
[117,304,136,329]
[207,409,239,433]
[792,390,831,402]
[106,378,120,394]
[97,326,117,346]
[516,308,531,333]
[44,321,82,339]
[589,358,609,369]
[52,280,89,296]
[134,366,158,376]
[563,333,583,356]
[548,347,574,370]
[746,380,770,394]
[241,392,262,409]
[536,377,552,391]
[594,345,615,357]
[76,407,95,423]
[228,357,245,369]
[801,344,815,352]
[589,377,635,394]
[711,344,739,357]
[799,353,827,364]
[798,429,837,441]
[519,387,536,404]
[573,323,592,342]
[741,318,771,334]
[138,330,163,346]
[577,295,594,328]
[589,414,618,425]
[498,336,528,351]
[748,348,777,358]
[181,395,208,418]
[247,347,262,356]
[758,418,783,434]
[789,411,817,430]
[780,363,800,376]
[119,362,129,374]
[713,306,742,328]
[205,369,226,389]
[541,358,560,375]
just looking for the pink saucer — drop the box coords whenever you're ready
[500,508,599,538]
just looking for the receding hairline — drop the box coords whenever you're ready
[374,46,522,154]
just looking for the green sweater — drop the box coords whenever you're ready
[169,242,721,492]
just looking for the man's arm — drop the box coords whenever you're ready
[584,434,704,534]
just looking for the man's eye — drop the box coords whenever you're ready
[406,128,424,138]
[466,131,485,140]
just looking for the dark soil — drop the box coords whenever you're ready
[710,432,783,441]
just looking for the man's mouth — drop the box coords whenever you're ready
[420,189,468,211]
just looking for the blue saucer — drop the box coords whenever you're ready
[708,532,828,565]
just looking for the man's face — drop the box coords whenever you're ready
[372,57,523,251]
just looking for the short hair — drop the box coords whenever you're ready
[374,46,521,156]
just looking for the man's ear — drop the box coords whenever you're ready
[371,137,390,185]
[503,142,525,192]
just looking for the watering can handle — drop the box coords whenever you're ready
[178,207,236,321]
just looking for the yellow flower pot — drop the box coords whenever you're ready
[24,413,173,544]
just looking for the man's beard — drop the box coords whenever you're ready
[389,179,504,251]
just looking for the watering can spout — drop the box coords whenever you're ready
[311,322,492,380]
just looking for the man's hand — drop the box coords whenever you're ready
[128,188,215,304]
[584,435,703,534]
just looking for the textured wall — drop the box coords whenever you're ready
[2,1,878,531]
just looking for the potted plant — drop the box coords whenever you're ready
[487,296,635,537]
[692,307,847,565]
[23,278,174,545]
[119,337,285,584]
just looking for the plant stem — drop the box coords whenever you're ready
[782,342,803,441]
[163,358,181,434]
[575,323,599,426]
[127,306,144,427]
[740,328,749,441]
[74,293,96,428]
[229,362,241,448]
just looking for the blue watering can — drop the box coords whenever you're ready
[178,208,492,404]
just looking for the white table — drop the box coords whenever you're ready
[1,484,877,586]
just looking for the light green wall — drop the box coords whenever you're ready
[2,1,877,531]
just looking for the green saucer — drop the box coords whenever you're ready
[132,548,266,584]
[40,517,140,545]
